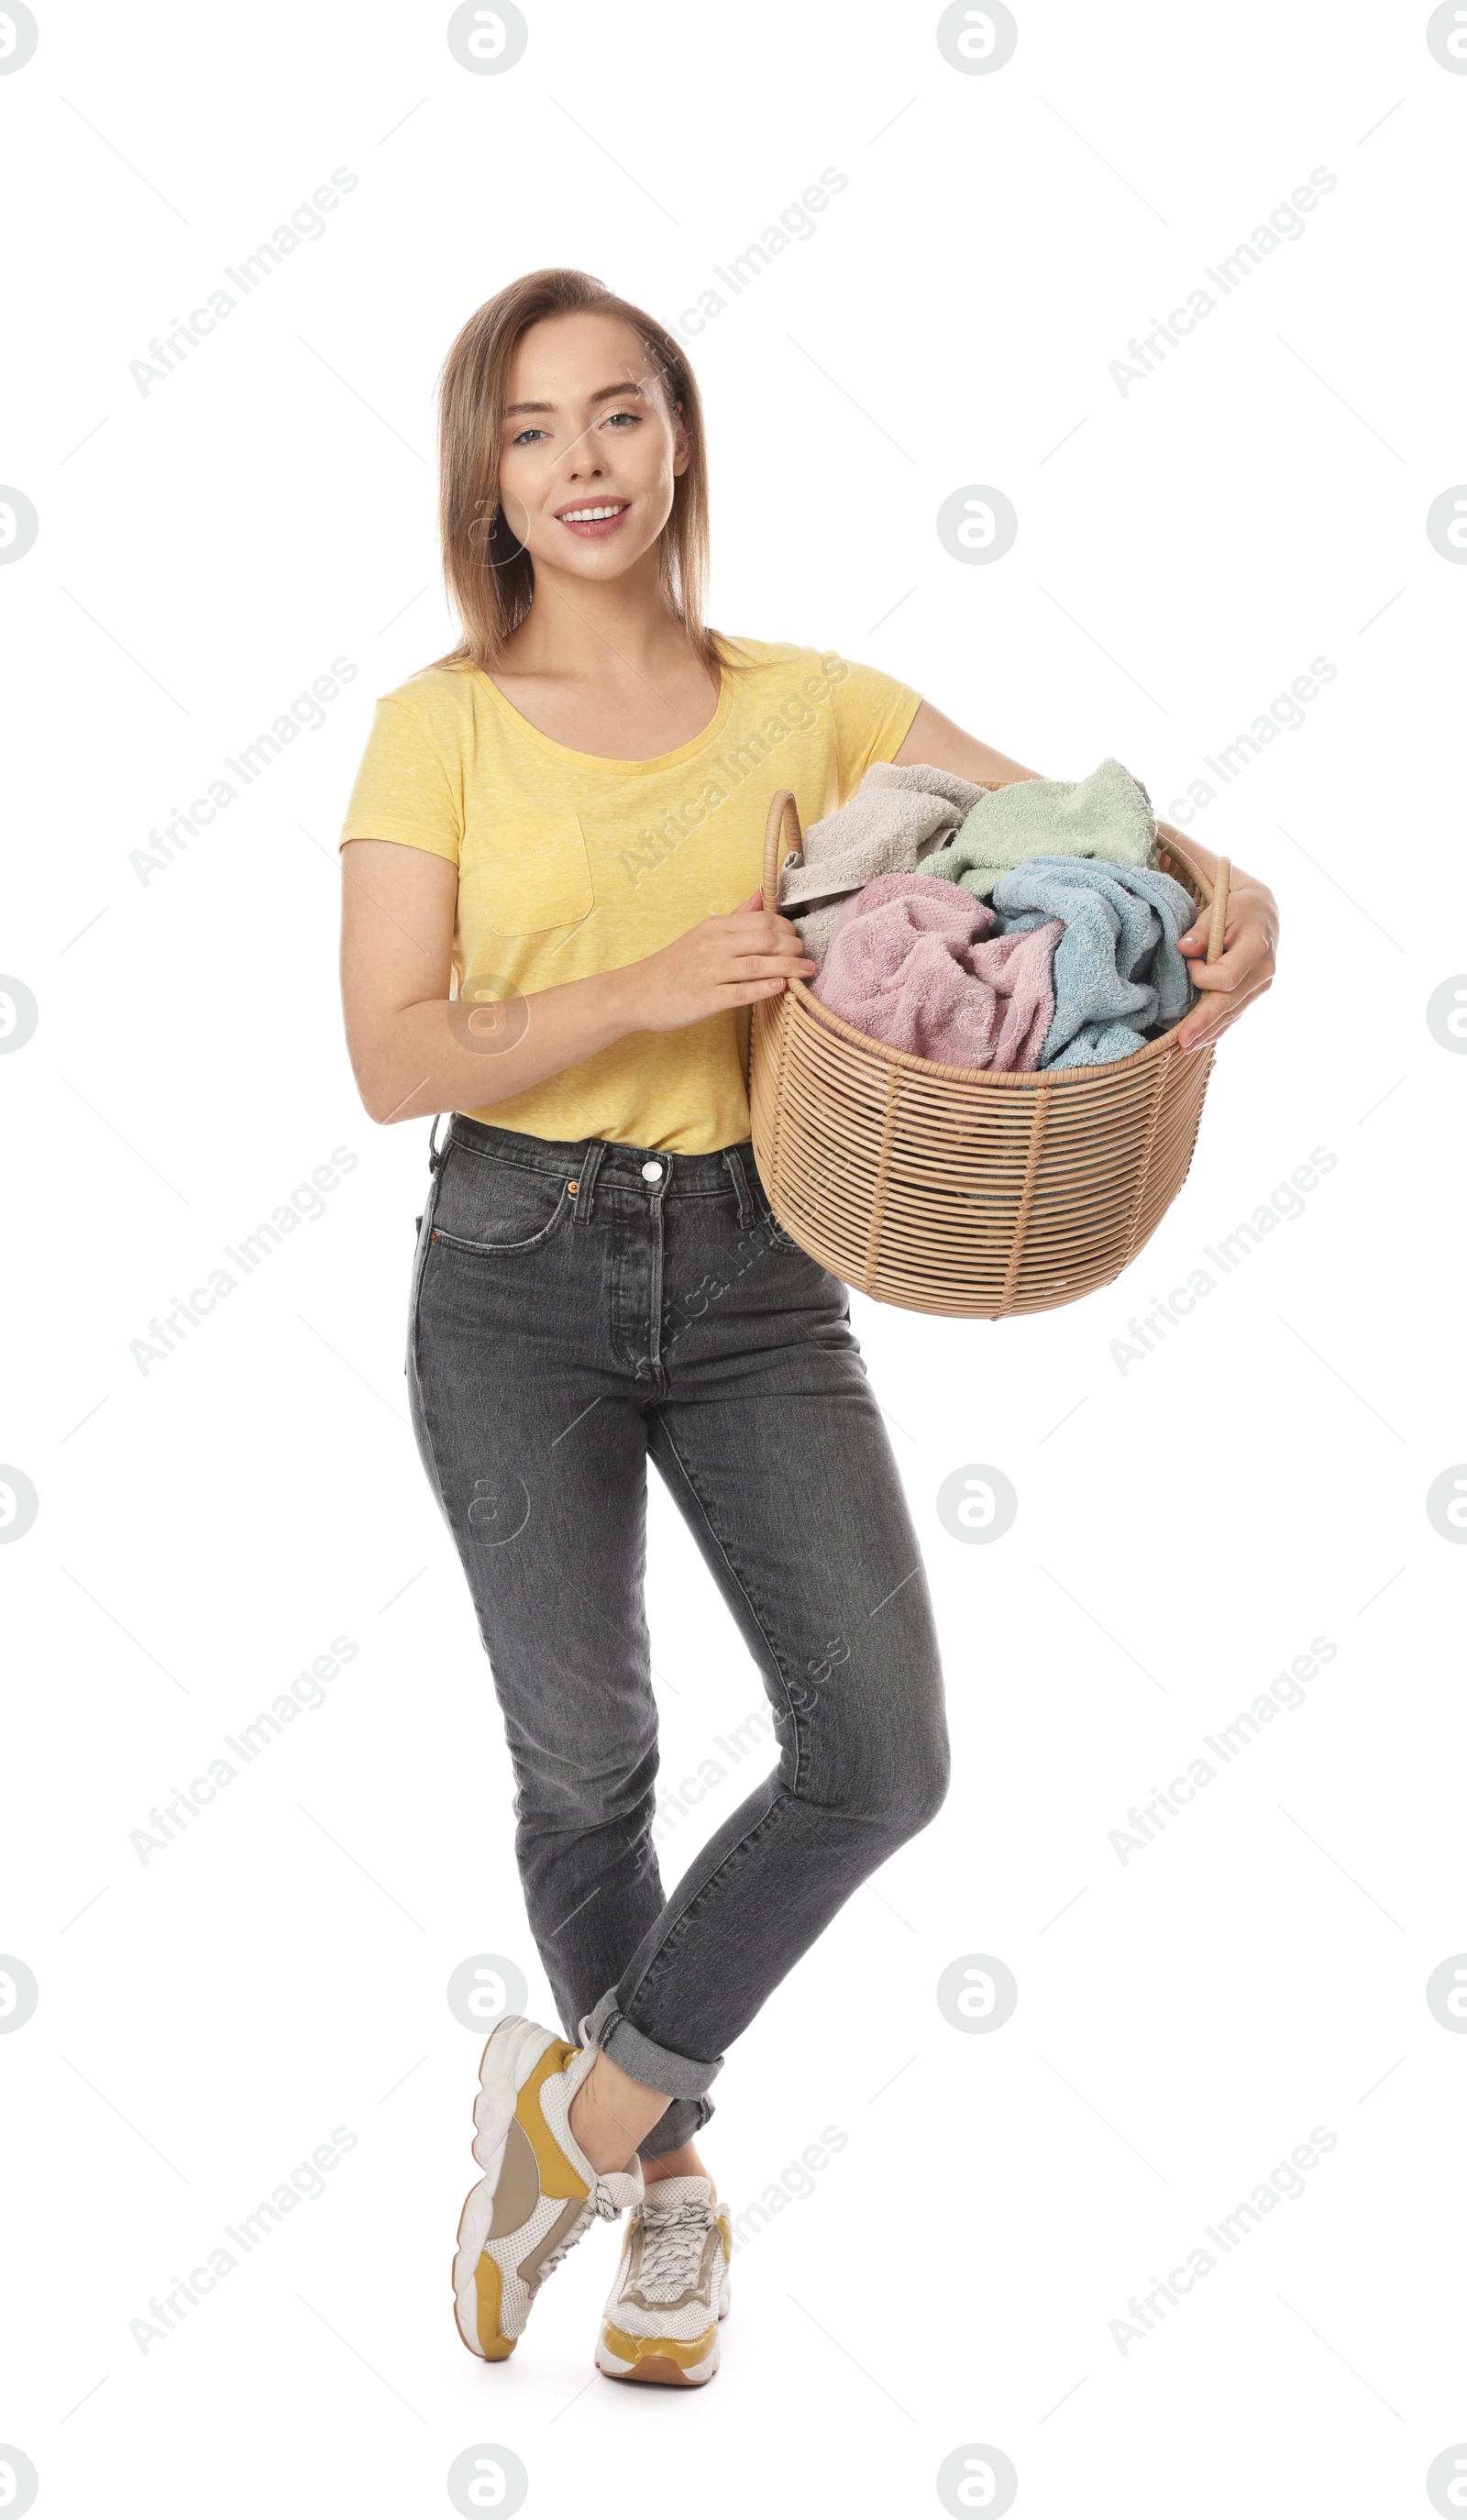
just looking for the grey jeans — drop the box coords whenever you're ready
[407,1113,950,2158]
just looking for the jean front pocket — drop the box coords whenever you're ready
[749,1168,802,1254]
[429,1142,574,1255]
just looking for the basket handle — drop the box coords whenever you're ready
[1206,857,1230,965]
[761,788,802,910]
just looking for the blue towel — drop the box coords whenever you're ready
[989,857,1197,1068]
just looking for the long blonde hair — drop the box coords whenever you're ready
[431,268,733,678]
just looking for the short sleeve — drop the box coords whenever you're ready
[822,652,923,801]
[338,695,462,865]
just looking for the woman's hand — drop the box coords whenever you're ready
[1171,855,1280,1055]
[618,890,816,1033]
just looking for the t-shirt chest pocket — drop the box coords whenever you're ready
[463,809,596,936]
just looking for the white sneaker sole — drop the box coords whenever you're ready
[451,2014,542,2359]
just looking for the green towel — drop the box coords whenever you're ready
[923,757,1156,902]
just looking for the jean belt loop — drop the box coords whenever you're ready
[573,1138,607,1225]
[427,1112,446,1173]
[722,1145,755,1231]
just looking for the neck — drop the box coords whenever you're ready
[502,547,692,681]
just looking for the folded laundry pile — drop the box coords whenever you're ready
[790,757,1200,1073]
[778,763,987,968]
[990,857,1198,1068]
[812,873,1064,1069]
[922,755,1156,902]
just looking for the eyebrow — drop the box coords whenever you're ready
[503,380,650,417]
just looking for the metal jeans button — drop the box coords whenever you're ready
[641,1161,664,1183]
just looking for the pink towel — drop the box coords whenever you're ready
[811,872,1062,1071]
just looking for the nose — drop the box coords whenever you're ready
[561,419,608,483]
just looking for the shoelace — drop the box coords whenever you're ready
[534,2200,595,2287]
[533,2184,622,2289]
[634,2199,714,2295]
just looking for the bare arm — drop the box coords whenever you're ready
[893,701,1043,790]
[894,697,1278,1052]
[338,841,815,1124]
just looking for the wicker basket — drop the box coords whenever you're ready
[748,787,1230,1320]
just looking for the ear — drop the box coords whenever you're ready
[670,399,690,477]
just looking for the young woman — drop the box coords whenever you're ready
[338,269,1278,2389]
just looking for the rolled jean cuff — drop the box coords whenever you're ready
[582,1988,723,2104]
[638,2094,713,2161]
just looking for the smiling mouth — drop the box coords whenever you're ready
[556,502,630,536]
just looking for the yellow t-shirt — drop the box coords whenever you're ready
[338,637,921,1155]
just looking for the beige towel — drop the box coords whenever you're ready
[778,763,988,968]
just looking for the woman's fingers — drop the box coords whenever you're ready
[1180,912,1252,967]
[678,921,812,981]
[1192,927,1274,993]
[727,974,797,1003]
[1177,971,1271,1052]
[723,954,815,982]
[1175,906,1276,1052]
[1185,946,1247,992]
[722,908,806,945]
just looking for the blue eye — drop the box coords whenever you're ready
[603,410,640,428]
[513,426,549,446]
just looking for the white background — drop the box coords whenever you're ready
[3,3,1464,2514]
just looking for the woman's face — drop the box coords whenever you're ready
[495,310,688,585]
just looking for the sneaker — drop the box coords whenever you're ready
[453,2015,644,2361]
[594,2173,732,2386]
